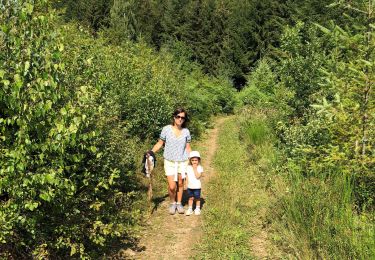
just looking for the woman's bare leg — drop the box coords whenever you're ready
[177,174,184,203]
[167,176,177,203]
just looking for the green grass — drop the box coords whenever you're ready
[239,109,375,259]
[240,119,271,146]
[236,110,375,259]
[196,116,278,259]
[275,163,375,259]
[198,110,375,259]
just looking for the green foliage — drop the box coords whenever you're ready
[287,0,344,25]
[311,10,374,209]
[269,2,375,258]
[240,119,270,146]
[278,22,327,116]
[276,162,375,259]
[238,59,276,107]
[181,71,236,137]
[237,59,293,121]
[61,0,295,85]
[248,59,277,95]
[237,85,270,108]
[156,0,292,81]
[108,0,164,45]
[62,0,111,32]
[1,0,87,256]
[0,2,141,258]
[97,43,182,139]
[57,0,356,88]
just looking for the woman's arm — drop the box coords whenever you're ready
[151,139,164,153]
[186,143,192,155]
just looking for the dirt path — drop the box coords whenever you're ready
[131,117,226,260]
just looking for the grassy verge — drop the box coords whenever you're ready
[237,108,375,259]
[271,160,375,259]
[196,115,280,259]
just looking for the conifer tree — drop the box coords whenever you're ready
[64,0,111,32]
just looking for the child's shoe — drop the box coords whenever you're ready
[185,208,194,216]
[185,208,193,216]
[194,208,201,215]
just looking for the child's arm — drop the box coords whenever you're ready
[193,167,202,179]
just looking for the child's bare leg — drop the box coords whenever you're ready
[185,197,194,215]
[194,198,201,215]
[188,197,194,208]
[196,198,201,208]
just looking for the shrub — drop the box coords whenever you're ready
[0,2,140,258]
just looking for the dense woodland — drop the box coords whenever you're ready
[0,0,374,258]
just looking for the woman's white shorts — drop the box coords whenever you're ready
[164,159,188,181]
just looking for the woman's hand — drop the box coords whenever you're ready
[151,139,164,153]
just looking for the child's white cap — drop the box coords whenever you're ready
[189,151,201,158]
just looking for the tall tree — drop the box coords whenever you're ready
[64,0,112,32]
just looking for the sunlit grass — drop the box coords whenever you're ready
[275,163,375,259]
[240,119,270,145]
[196,116,278,259]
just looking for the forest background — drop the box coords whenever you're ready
[0,0,373,258]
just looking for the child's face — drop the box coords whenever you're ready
[190,157,199,166]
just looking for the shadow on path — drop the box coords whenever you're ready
[150,194,168,214]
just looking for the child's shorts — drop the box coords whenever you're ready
[187,188,201,199]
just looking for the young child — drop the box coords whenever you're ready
[185,151,204,216]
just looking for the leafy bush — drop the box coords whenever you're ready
[271,9,374,258]
[237,58,293,123]
[180,69,236,136]
[0,2,142,258]
[277,22,327,116]
[238,59,274,107]
[0,2,238,257]
[237,85,269,107]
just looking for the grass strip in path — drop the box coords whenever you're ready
[196,116,274,259]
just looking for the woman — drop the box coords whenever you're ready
[150,108,192,214]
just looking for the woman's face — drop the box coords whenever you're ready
[174,112,186,127]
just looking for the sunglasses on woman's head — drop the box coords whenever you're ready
[175,115,185,120]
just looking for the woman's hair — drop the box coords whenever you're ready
[171,107,189,128]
